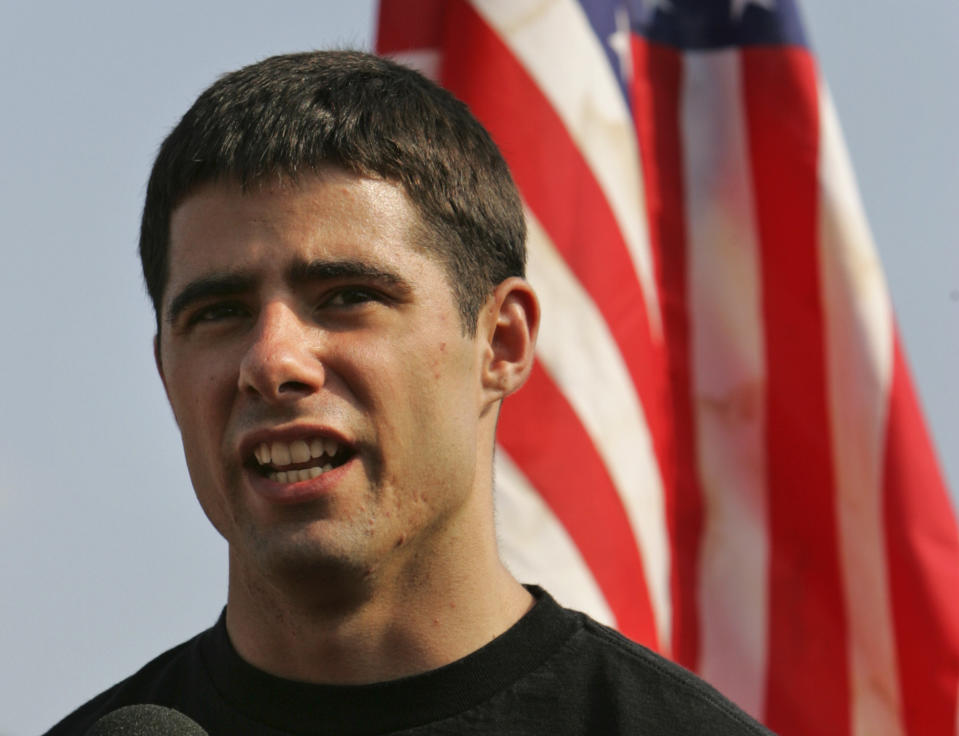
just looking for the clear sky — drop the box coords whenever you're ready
[2,2,956,734]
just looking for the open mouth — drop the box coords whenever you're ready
[252,437,354,483]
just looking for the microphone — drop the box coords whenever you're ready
[84,704,208,735]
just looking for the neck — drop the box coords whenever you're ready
[224,521,532,685]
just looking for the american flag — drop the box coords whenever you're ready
[375,1,959,734]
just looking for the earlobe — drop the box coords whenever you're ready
[481,277,540,402]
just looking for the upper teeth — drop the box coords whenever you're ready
[254,438,339,468]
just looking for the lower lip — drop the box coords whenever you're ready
[247,457,356,505]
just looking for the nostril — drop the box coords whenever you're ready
[277,380,313,394]
[235,308,325,400]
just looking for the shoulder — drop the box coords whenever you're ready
[43,626,212,735]
[536,605,775,735]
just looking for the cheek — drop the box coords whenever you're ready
[400,344,481,460]
[173,387,237,540]
[164,360,236,484]
[343,336,475,414]
[169,374,228,444]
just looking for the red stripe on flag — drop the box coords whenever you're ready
[375,0,446,53]
[498,361,659,646]
[630,37,702,671]
[742,47,850,735]
[439,0,672,499]
[884,333,959,735]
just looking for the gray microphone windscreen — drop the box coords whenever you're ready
[84,704,208,735]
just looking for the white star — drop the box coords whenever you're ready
[730,0,776,21]
[607,6,634,82]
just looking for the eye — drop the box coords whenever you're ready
[188,301,249,325]
[323,287,381,308]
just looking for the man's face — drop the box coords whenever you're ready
[157,170,495,585]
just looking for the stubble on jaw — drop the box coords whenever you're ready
[223,454,384,578]
[217,431,452,614]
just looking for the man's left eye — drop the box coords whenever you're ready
[324,288,378,307]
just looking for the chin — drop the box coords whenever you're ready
[239,518,381,588]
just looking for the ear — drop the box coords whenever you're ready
[154,334,173,408]
[154,334,165,386]
[480,277,540,404]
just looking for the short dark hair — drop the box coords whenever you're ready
[140,50,527,335]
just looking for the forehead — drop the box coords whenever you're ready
[164,171,441,306]
[170,171,415,260]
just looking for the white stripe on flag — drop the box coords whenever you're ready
[494,449,616,627]
[818,84,903,736]
[472,0,662,335]
[682,50,769,719]
[526,208,672,647]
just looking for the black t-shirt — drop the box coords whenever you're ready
[45,587,774,735]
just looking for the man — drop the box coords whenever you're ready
[47,51,772,735]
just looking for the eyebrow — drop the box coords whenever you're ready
[165,272,257,326]
[287,259,414,295]
[165,259,414,326]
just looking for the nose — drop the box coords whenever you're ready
[237,302,325,402]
